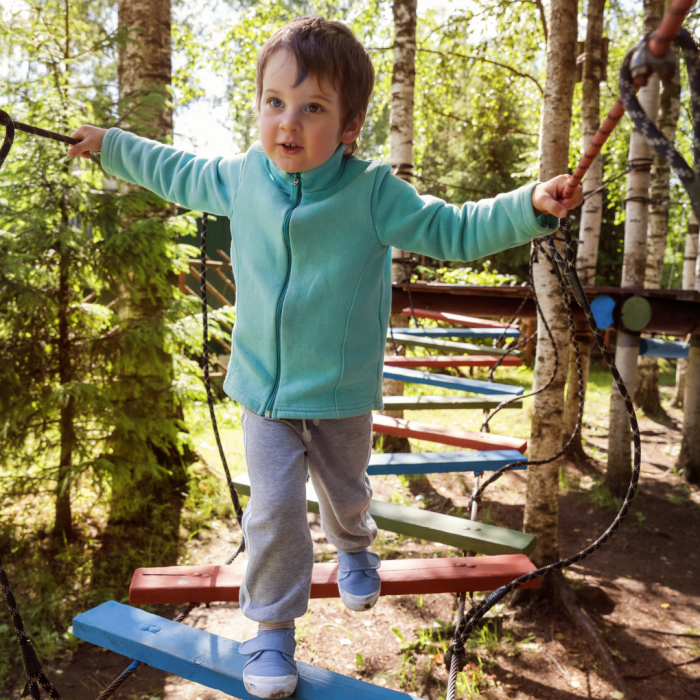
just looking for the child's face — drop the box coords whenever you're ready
[259,49,362,173]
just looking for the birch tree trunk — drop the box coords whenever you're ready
[636,36,681,414]
[671,211,698,406]
[677,243,700,482]
[522,0,577,569]
[605,0,663,497]
[561,0,606,451]
[678,334,700,484]
[381,0,417,453]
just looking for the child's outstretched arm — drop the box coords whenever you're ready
[372,171,582,262]
[67,126,242,217]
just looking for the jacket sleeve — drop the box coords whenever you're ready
[101,128,244,217]
[371,164,559,261]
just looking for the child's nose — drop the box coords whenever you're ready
[280,110,302,132]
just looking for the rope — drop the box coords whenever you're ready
[480,246,569,433]
[619,28,700,220]
[448,217,640,666]
[1,554,62,700]
[199,213,246,529]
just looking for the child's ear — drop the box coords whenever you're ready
[340,112,365,144]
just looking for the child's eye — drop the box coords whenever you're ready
[306,103,323,114]
[268,97,283,109]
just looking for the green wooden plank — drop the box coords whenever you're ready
[390,332,518,357]
[233,475,535,556]
[381,396,523,410]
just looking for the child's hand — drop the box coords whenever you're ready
[532,175,583,219]
[67,125,107,159]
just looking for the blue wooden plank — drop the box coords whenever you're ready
[73,602,412,700]
[388,328,520,339]
[383,366,524,396]
[639,338,689,359]
[367,450,527,475]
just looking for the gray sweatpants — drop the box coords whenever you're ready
[239,407,378,622]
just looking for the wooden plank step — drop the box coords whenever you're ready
[233,474,535,555]
[384,355,522,368]
[383,367,524,396]
[402,308,515,329]
[389,328,519,339]
[73,602,413,699]
[372,414,528,453]
[390,333,517,357]
[129,555,539,606]
[367,449,527,476]
[381,396,522,410]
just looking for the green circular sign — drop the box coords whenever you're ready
[620,296,652,332]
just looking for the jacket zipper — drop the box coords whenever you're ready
[264,173,302,417]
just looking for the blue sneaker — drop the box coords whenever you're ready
[337,549,381,611]
[239,629,298,699]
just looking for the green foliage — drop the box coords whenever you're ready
[420,260,520,286]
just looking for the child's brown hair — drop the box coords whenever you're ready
[256,16,375,157]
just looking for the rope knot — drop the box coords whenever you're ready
[444,642,468,672]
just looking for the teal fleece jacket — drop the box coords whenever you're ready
[102,129,559,419]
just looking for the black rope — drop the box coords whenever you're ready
[199,213,246,529]
[447,217,640,665]
[619,29,700,219]
[1,554,62,700]
[480,247,564,433]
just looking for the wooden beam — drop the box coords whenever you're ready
[384,355,521,368]
[390,333,516,356]
[390,328,519,339]
[232,473,535,554]
[128,555,539,606]
[383,367,524,396]
[381,395,522,410]
[402,307,515,329]
[189,265,233,307]
[74,602,411,700]
[392,283,700,336]
[367,449,527,475]
[372,414,528,453]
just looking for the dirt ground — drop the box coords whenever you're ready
[15,399,700,700]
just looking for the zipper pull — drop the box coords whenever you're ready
[290,173,300,201]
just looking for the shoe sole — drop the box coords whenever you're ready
[339,584,381,611]
[243,673,298,699]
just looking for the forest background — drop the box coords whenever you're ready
[1,0,699,694]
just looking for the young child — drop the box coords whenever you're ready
[69,15,582,699]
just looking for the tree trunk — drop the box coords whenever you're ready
[678,335,700,484]
[381,0,418,453]
[677,235,700,482]
[672,212,698,406]
[108,0,187,523]
[605,0,663,497]
[54,238,76,541]
[636,38,681,414]
[523,0,577,569]
[118,0,173,141]
[561,0,606,453]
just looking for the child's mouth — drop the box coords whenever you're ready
[280,143,301,154]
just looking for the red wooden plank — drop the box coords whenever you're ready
[402,307,516,329]
[372,414,527,453]
[129,554,539,605]
[384,355,521,368]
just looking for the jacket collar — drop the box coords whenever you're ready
[264,143,346,195]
